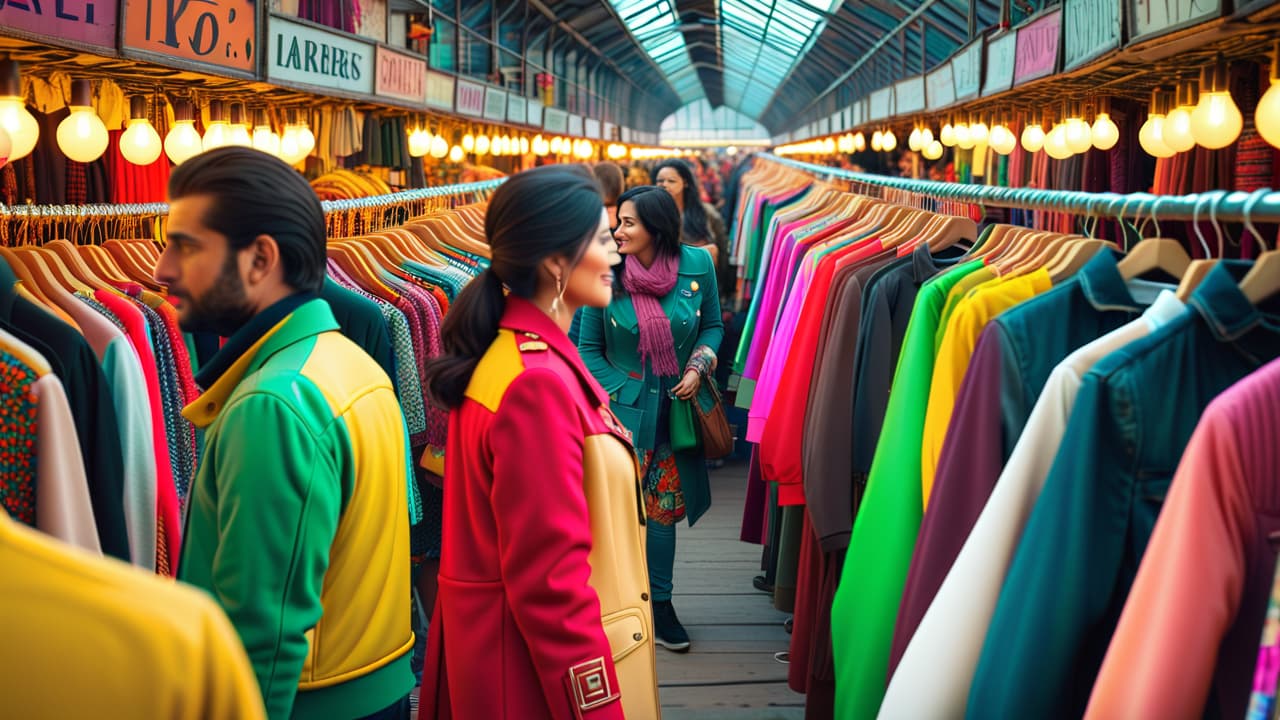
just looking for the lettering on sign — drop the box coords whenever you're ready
[527,99,544,127]
[270,17,373,94]
[507,94,527,125]
[484,87,506,120]
[568,114,584,137]
[375,47,425,103]
[544,107,569,134]
[1064,0,1120,69]
[585,118,601,139]
[869,87,894,121]
[123,0,256,74]
[1014,9,1062,85]
[455,79,485,117]
[0,0,118,51]
[983,30,1017,96]
[927,62,956,109]
[426,71,454,110]
[952,37,984,101]
[895,76,926,115]
[1129,0,1222,44]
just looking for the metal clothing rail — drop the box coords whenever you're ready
[0,178,508,219]
[765,154,1280,225]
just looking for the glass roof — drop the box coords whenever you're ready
[659,99,770,144]
[719,0,842,119]
[609,0,705,105]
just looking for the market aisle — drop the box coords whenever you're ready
[659,460,804,719]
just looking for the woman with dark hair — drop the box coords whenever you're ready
[419,165,659,720]
[578,186,724,653]
[653,158,731,296]
[592,161,625,227]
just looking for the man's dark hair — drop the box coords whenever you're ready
[169,146,327,293]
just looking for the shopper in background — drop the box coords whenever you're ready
[155,147,416,720]
[578,185,724,653]
[593,161,625,228]
[626,164,652,189]
[653,159,732,299]
[419,165,658,720]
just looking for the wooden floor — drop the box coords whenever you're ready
[658,460,805,720]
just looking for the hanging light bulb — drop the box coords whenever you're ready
[201,100,231,151]
[1139,89,1175,158]
[55,79,109,163]
[476,133,491,156]
[165,100,204,165]
[550,136,564,154]
[1091,108,1120,151]
[119,96,162,166]
[0,59,39,161]
[278,109,311,165]
[1191,60,1243,149]
[251,108,281,158]
[462,132,475,152]
[954,122,974,150]
[1064,103,1093,154]
[449,144,465,162]
[1257,42,1280,149]
[1020,122,1045,153]
[430,132,449,159]
[408,127,429,158]
[535,135,551,156]
[990,120,1017,155]
[0,126,9,170]
[920,127,934,147]
[940,122,956,147]
[520,136,531,154]
[853,132,866,151]
[1044,123,1073,159]
[908,126,923,152]
[881,129,897,152]
[871,130,883,152]
[297,116,315,157]
[1162,81,1197,153]
[923,139,944,161]
[970,119,990,145]
[227,102,252,147]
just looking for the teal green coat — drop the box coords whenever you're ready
[578,245,724,525]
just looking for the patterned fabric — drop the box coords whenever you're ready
[1248,553,1280,720]
[638,443,685,526]
[78,294,127,332]
[155,510,170,577]
[686,344,717,377]
[65,160,87,204]
[0,351,38,525]
[131,297,196,509]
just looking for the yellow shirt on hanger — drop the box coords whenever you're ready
[920,268,1053,506]
[935,266,997,350]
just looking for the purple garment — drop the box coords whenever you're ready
[740,445,767,545]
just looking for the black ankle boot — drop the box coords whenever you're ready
[652,600,690,652]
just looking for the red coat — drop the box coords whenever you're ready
[422,297,658,720]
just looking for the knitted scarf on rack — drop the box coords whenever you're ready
[623,253,681,377]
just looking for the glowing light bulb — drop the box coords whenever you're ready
[298,123,315,156]
[430,134,449,158]
[1191,91,1243,149]
[970,121,989,145]
[202,120,232,151]
[252,125,281,158]
[462,133,475,152]
[1138,114,1174,158]
[908,127,922,152]
[1045,124,1073,160]
[920,127,934,146]
[408,129,429,158]
[940,123,956,147]
[990,125,1017,155]
[0,96,39,161]
[279,125,310,165]
[871,131,883,152]
[881,130,897,152]
[1020,123,1045,153]
[853,132,866,151]
[550,136,564,154]
[475,134,490,155]
[520,136,530,154]
[166,120,204,165]
[449,144,464,162]
[1091,112,1120,150]
[119,118,162,165]
[0,126,10,169]
[923,139,944,160]
[1257,78,1280,149]
[57,104,109,163]
[1064,117,1093,154]
[955,123,974,150]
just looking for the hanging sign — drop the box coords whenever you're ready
[952,37,984,101]
[425,70,454,110]
[815,116,828,136]
[1128,0,1223,45]
[983,30,1017,96]
[851,101,864,128]
[895,76,926,115]
[483,87,507,120]
[375,46,425,104]
[869,87,894,121]
[123,0,257,75]
[268,16,374,95]
[455,79,485,117]
[621,127,632,144]
[604,121,617,140]
[1014,8,1062,86]
[841,108,852,130]
[507,94,527,125]
[527,99,544,127]
[568,114,584,137]
[585,118,601,139]
[544,107,569,134]
[927,62,956,109]
[1063,0,1121,70]
[0,0,118,53]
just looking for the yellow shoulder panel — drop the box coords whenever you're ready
[465,329,526,412]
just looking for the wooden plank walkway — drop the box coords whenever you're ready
[658,460,805,720]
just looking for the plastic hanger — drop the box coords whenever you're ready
[1116,196,1191,283]
[1238,188,1280,305]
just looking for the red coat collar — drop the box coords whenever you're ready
[500,296,610,408]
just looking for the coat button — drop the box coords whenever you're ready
[691,281,699,292]
[641,593,649,601]
[633,633,643,641]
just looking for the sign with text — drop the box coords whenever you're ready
[507,94,527,125]
[124,0,256,75]
[604,121,617,140]
[568,114,584,137]
[869,87,894,121]
[527,99,544,127]
[483,87,507,120]
[1014,8,1062,85]
[0,0,118,52]
[1129,0,1223,44]
[425,70,454,110]
[585,118,601,139]
[851,100,863,128]
[895,76,926,115]
[983,30,1017,96]
[455,79,485,116]
[927,62,956,109]
[544,107,569,134]
[952,37,984,101]
[375,46,425,104]
[1064,0,1121,69]
[621,126,632,144]
[268,16,373,95]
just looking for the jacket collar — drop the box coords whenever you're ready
[1190,261,1279,342]
[501,296,609,408]
[193,292,315,389]
[0,258,19,323]
[912,243,968,284]
[1078,249,1144,313]
[183,297,337,428]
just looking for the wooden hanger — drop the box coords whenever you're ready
[45,240,110,289]
[12,247,94,294]
[1240,250,1280,305]
[991,230,1065,276]
[1174,258,1218,301]
[103,240,164,290]
[327,243,400,302]
[76,245,134,285]
[1046,239,1113,284]
[1116,237,1190,284]
[0,248,58,308]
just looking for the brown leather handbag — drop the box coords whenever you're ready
[694,372,735,460]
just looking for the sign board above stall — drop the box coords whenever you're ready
[375,46,425,105]
[483,87,507,120]
[425,71,455,110]
[1,0,118,53]
[1128,0,1224,45]
[268,16,374,95]
[1014,8,1062,86]
[507,94,528,125]
[952,37,984,101]
[1063,0,1121,70]
[983,30,1017,96]
[544,107,569,134]
[527,99,544,128]
[585,118,601,139]
[123,0,257,76]
[568,114,584,137]
[895,76,926,115]
[455,79,485,117]
[869,87,894,121]
[926,62,956,110]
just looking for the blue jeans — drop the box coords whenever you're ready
[647,521,676,602]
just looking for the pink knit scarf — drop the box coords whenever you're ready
[622,254,680,377]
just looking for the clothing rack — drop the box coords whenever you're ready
[765,154,1280,225]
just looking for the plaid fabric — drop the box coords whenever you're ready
[65,160,88,204]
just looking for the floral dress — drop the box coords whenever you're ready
[638,344,716,525]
